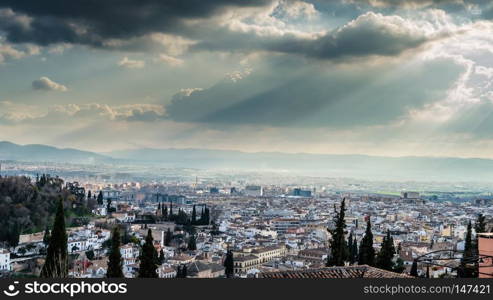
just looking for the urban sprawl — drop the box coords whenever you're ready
[1,164,492,279]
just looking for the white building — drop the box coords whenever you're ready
[158,265,177,278]
[0,249,11,271]
[68,239,88,253]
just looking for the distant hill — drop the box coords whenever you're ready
[0,141,110,164]
[109,148,493,181]
[2,141,493,181]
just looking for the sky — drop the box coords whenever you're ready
[0,0,493,158]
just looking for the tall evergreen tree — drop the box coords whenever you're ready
[192,205,197,225]
[348,232,358,264]
[327,199,348,266]
[352,239,358,264]
[188,234,197,251]
[106,198,112,214]
[459,221,475,278]
[475,214,487,234]
[169,202,173,220]
[138,229,158,278]
[40,198,68,278]
[224,250,234,278]
[376,230,396,271]
[162,205,167,220]
[358,218,375,266]
[204,207,210,225]
[87,190,92,200]
[165,228,172,246]
[474,214,487,277]
[410,260,418,277]
[97,191,104,205]
[107,226,124,278]
[158,249,165,265]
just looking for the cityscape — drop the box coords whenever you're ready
[1,0,493,285]
[0,156,492,279]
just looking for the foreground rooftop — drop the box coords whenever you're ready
[258,265,412,279]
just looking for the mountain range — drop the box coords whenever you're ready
[1,141,493,181]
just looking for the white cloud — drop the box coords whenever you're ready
[118,56,145,69]
[47,43,73,54]
[32,77,68,92]
[156,54,184,66]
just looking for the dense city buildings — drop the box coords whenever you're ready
[1,164,492,278]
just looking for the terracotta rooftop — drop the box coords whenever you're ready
[257,265,413,279]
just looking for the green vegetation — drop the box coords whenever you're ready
[107,226,124,278]
[40,198,68,278]
[327,199,349,266]
[0,175,95,247]
[224,250,234,278]
[358,218,376,266]
[138,229,158,278]
[376,230,396,271]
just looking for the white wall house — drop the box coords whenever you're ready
[0,249,11,271]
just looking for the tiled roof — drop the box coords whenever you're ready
[257,265,412,278]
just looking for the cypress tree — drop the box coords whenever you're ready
[106,198,112,214]
[348,232,357,264]
[192,205,197,225]
[352,240,358,264]
[224,250,234,278]
[376,230,395,271]
[107,226,124,278]
[475,214,487,234]
[40,198,68,278]
[474,214,487,277]
[165,228,172,246]
[348,233,353,253]
[188,234,197,251]
[162,205,167,220]
[87,190,92,200]
[327,199,348,266]
[358,218,375,266]
[410,260,418,277]
[459,221,475,278]
[204,207,210,225]
[138,229,158,278]
[97,191,104,206]
[164,206,168,220]
[200,207,205,224]
[158,249,165,265]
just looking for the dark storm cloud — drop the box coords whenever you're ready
[194,12,433,60]
[164,56,465,128]
[0,0,273,46]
